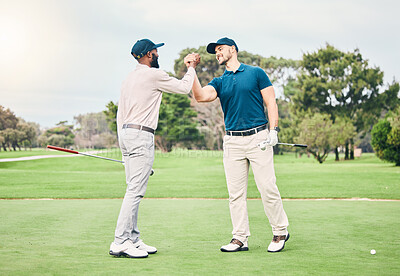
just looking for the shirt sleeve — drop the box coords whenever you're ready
[156,67,196,94]
[257,68,272,90]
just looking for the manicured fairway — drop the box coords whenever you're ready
[0,150,399,199]
[0,199,399,275]
[1,150,399,275]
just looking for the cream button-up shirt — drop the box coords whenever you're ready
[117,64,196,131]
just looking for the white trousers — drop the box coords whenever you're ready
[114,128,154,244]
[223,129,289,242]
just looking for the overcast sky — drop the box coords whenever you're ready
[1,0,399,128]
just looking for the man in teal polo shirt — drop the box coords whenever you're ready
[191,37,289,253]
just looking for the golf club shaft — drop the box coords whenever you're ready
[47,145,155,176]
[277,143,308,148]
[47,145,124,163]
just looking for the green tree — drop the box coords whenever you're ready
[156,93,202,152]
[47,134,74,148]
[292,44,399,159]
[0,107,40,151]
[0,128,24,151]
[296,113,335,163]
[17,118,39,150]
[0,106,18,130]
[371,107,400,166]
[0,106,19,151]
[330,117,356,161]
[104,101,118,135]
[39,121,75,148]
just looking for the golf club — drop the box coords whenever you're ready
[47,145,155,176]
[257,141,308,151]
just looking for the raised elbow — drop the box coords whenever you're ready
[193,94,209,103]
[193,93,201,102]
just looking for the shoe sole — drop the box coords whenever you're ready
[267,233,290,253]
[220,246,249,252]
[109,251,148,258]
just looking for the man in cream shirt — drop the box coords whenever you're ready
[109,39,199,258]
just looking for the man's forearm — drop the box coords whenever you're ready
[192,74,206,102]
[267,102,279,129]
[261,86,279,129]
[190,53,217,102]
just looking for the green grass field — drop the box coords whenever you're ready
[0,199,399,275]
[0,149,399,275]
[1,149,399,199]
[0,148,68,158]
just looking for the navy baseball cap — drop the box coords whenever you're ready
[206,37,239,54]
[131,39,165,59]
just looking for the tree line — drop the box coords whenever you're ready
[0,107,116,151]
[104,43,399,164]
[2,43,399,165]
[0,106,39,151]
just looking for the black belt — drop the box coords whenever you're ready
[122,124,155,134]
[226,124,267,136]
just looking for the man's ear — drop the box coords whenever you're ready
[146,51,152,58]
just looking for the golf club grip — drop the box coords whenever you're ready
[47,145,79,154]
[294,144,308,148]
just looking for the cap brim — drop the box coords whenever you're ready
[148,43,165,52]
[153,43,165,50]
[206,43,220,54]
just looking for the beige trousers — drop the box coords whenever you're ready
[223,129,289,242]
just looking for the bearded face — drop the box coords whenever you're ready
[150,53,159,68]
[215,45,233,65]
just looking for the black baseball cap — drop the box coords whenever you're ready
[206,37,239,54]
[131,39,164,59]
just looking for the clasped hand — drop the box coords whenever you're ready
[184,53,201,68]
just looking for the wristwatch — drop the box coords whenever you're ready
[271,126,280,132]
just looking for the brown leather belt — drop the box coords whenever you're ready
[122,124,155,134]
[226,124,267,136]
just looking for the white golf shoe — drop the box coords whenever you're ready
[267,233,290,253]
[133,240,157,254]
[109,240,148,258]
[220,238,249,252]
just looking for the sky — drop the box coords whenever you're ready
[1,0,399,128]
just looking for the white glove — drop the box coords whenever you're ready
[257,130,278,150]
[268,129,278,146]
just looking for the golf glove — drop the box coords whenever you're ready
[266,129,278,146]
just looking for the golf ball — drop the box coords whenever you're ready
[370,249,376,255]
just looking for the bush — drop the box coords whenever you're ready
[371,109,400,166]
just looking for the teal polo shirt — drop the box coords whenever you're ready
[208,63,272,131]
